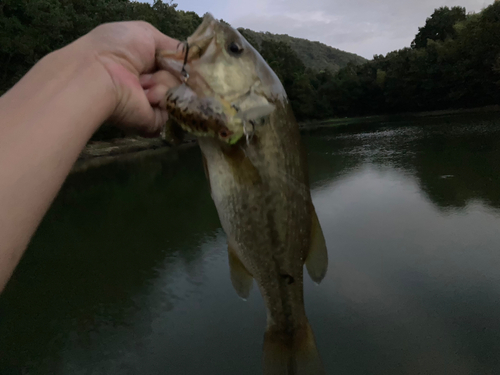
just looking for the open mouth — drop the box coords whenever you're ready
[155,13,217,81]
[154,14,251,145]
[155,22,240,143]
[155,13,222,107]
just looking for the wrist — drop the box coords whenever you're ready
[1,38,119,138]
[46,40,118,130]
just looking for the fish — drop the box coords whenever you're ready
[156,13,328,375]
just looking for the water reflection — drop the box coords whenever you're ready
[0,147,223,374]
[309,166,500,374]
[307,112,500,212]
[1,113,500,374]
[304,113,500,374]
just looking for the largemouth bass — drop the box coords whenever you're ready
[157,14,328,375]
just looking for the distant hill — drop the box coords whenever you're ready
[237,28,367,72]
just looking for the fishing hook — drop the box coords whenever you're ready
[244,120,255,144]
[181,42,190,82]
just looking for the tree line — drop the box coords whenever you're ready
[0,0,203,95]
[243,3,500,120]
[238,28,366,73]
[310,3,500,118]
[1,1,500,138]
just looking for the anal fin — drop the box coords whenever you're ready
[228,243,253,299]
[305,206,328,284]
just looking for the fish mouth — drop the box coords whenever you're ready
[186,13,218,60]
[156,13,218,82]
[156,14,245,144]
[155,13,222,110]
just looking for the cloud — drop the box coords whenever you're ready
[224,0,493,58]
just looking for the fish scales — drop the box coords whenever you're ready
[156,13,328,375]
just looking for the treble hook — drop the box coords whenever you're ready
[231,103,255,145]
[243,120,255,145]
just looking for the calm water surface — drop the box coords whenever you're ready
[2,114,500,374]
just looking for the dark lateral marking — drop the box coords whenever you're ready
[281,274,295,285]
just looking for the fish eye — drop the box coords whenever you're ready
[228,42,244,55]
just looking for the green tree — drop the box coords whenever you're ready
[412,6,467,49]
[2,0,500,140]
[258,39,318,119]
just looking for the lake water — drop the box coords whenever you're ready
[2,113,500,375]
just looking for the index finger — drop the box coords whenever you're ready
[149,24,180,51]
[144,24,182,75]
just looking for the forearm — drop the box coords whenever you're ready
[0,41,115,291]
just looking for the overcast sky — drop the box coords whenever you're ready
[166,0,494,59]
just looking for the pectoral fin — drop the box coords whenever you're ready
[201,153,211,195]
[222,146,262,186]
[305,207,328,284]
[228,244,253,300]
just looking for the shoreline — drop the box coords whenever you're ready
[74,105,500,173]
[299,105,500,130]
[73,137,198,173]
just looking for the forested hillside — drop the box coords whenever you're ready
[0,0,203,95]
[0,0,367,129]
[0,1,362,94]
[236,29,366,72]
[317,4,500,118]
[1,0,500,137]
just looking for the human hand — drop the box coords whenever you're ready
[0,21,188,292]
[78,21,182,137]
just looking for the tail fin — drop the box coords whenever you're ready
[263,322,325,375]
